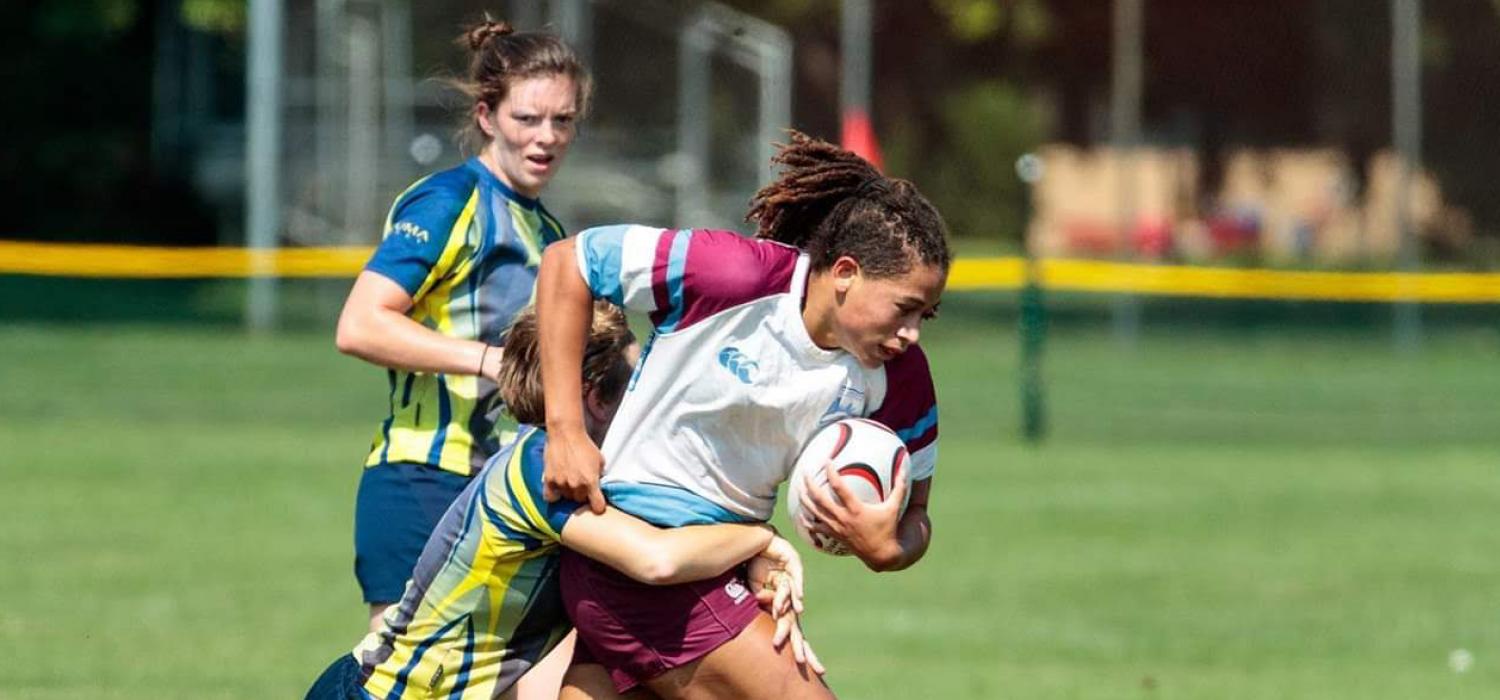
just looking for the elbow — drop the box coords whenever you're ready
[333,319,360,357]
[630,553,685,585]
[334,312,371,358]
[863,553,905,574]
[541,237,576,270]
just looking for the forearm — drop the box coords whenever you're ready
[335,270,498,377]
[536,240,593,433]
[860,506,931,573]
[562,508,774,585]
[338,305,490,376]
[641,523,774,583]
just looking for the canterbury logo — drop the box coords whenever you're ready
[724,579,750,604]
[717,347,759,384]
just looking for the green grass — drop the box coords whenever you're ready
[3,298,1499,698]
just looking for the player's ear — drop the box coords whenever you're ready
[830,255,861,294]
[475,101,498,139]
[582,384,609,440]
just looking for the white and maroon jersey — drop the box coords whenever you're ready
[574,225,939,526]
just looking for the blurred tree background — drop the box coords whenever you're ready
[5,0,1500,260]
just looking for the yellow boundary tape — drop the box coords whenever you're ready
[4,240,1500,303]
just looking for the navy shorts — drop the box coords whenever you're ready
[354,461,471,604]
[304,654,363,700]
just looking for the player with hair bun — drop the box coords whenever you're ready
[334,16,591,635]
[537,132,947,698]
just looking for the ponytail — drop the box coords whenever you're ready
[748,132,951,277]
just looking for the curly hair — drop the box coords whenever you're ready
[746,131,950,278]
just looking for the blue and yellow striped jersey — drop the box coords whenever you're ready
[354,426,582,699]
[362,158,566,476]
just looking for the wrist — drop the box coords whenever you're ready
[477,343,501,377]
[858,538,905,572]
[547,417,589,437]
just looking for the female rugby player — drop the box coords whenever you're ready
[537,133,947,698]
[334,18,589,634]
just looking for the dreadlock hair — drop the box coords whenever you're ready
[498,301,633,426]
[746,131,951,278]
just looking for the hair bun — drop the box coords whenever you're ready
[466,19,515,51]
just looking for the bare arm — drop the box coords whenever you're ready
[334,271,503,379]
[559,507,773,585]
[535,239,606,511]
[880,478,933,572]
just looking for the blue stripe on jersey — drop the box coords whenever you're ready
[378,370,399,464]
[517,432,583,534]
[538,206,565,245]
[477,480,542,549]
[579,226,631,305]
[439,478,492,573]
[657,230,693,332]
[896,405,939,443]
[426,375,453,466]
[603,482,758,527]
[400,373,416,406]
[388,613,469,698]
[465,208,489,334]
[447,617,477,699]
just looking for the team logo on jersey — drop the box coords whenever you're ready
[390,221,430,244]
[724,579,750,604]
[717,347,759,384]
[821,381,865,421]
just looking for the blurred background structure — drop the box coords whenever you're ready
[4,2,1500,698]
[10,0,1500,259]
[5,0,1500,327]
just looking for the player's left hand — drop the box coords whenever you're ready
[747,540,822,674]
[748,536,804,618]
[754,571,825,676]
[799,460,908,570]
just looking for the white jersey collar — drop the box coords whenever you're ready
[788,253,843,363]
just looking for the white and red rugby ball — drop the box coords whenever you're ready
[786,417,913,556]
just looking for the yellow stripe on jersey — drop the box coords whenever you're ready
[363,160,566,477]
[358,432,568,699]
[409,191,478,326]
[510,199,548,267]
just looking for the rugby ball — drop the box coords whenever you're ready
[786,418,912,556]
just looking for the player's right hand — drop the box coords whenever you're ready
[542,429,606,513]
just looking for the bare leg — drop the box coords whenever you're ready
[518,631,576,700]
[560,663,657,700]
[644,613,834,700]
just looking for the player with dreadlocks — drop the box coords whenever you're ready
[535,131,949,698]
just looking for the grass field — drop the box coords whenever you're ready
[3,293,1499,698]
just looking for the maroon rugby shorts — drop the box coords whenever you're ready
[561,548,760,693]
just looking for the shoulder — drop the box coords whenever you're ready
[868,343,938,449]
[680,230,801,303]
[389,163,480,224]
[513,427,549,486]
